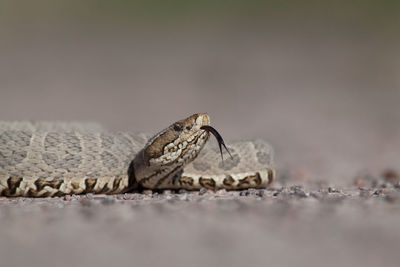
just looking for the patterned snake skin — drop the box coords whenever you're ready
[0,114,274,197]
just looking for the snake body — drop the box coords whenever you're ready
[0,114,274,197]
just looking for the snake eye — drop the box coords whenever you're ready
[185,126,191,131]
[173,124,183,131]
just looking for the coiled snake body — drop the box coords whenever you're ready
[0,114,274,197]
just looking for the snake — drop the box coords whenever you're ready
[0,113,275,197]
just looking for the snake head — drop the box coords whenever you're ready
[132,113,211,188]
[144,113,211,165]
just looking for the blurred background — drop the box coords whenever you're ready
[1,0,400,183]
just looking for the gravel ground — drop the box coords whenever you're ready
[2,174,400,267]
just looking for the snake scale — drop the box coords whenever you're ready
[0,114,275,197]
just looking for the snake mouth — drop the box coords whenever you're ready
[200,125,233,162]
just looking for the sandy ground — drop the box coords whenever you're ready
[2,182,400,267]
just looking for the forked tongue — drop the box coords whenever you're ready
[200,125,233,162]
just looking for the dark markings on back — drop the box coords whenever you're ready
[27,188,36,197]
[112,177,122,191]
[71,181,80,190]
[98,184,110,194]
[237,172,261,187]
[267,169,274,184]
[34,178,64,191]
[83,178,97,193]
[199,177,216,189]
[223,175,235,186]
[53,191,65,197]
[39,191,52,197]
[179,176,194,186]
[2,177,24,196]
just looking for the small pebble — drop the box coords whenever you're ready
[122,193,134,200]
[247,188,256,195]
[273,188,285,197]
[257,189,266,197]
[199,188,208,195]
[373,189,382,196]
[292,187,308,198]
[359,188,371,198]
[178,193,188,201]
[328,187,340,193]
[143,190,153,195]
[239,191,248,196]
[216,189,227,195]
